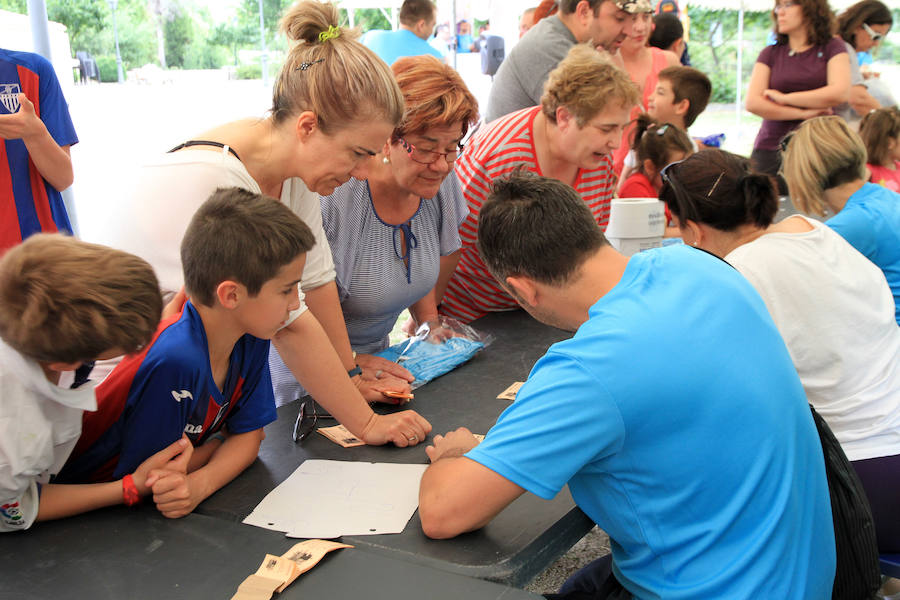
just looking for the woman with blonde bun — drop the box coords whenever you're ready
[94,0,432,448]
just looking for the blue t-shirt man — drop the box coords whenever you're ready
[0,48,78,251]
[466,246,835,599]
[361,29,443,66]
[827,182,900,324]
[57,301,277,483]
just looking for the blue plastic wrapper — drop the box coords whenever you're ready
[373,317,493,389]
[699,133,725,148]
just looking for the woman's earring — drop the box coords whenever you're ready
[382,156,390,164]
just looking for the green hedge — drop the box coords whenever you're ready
[95,55,122,83]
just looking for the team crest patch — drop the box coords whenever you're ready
[1,501,25,527]
[0,84,21,114]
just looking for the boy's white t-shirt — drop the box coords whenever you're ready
[0,339,96,531]
[726,216,900,461]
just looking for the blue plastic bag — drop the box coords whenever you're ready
[374,317,493,389]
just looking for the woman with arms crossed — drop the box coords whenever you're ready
[745,0,850,190]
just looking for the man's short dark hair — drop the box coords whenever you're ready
[182,187,316,307]
[399,0,436,26]
[649,13,683,51]
[477,172,608,286]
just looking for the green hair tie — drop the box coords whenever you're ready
[319,25,340,43]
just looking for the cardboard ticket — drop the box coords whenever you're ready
[473,434,485,443]
[231,574,282,600]
[497,381,524,401]
[231,554,295,600]
[276,540,354,592]
[232,541,354,599]
[317,424,365,447]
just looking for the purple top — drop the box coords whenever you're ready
[753,37,846,151]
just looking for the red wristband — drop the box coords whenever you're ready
[122,474,140,506]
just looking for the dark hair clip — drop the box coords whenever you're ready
[296,58,325,71]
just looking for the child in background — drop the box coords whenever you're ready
[617,66,711,195]
[619,115,694,199]
[0,234,179,532]
[859,106,900,192]
[57,188,316,519]
[647,66,711,136]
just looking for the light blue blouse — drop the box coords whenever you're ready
[322,173,468,353]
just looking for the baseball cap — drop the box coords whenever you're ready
[616,0,653,13]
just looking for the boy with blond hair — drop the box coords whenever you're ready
[57,188,316,518]
[0,234,181,531]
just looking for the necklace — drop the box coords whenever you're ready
[788,43,811,56]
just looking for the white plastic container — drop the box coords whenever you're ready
[604,197,666,256]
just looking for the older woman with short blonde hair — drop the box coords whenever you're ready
[441,44,640,322]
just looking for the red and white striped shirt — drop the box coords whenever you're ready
[441,106,615,323]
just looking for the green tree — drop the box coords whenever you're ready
[47,0,107,49]
[340,8,391,33]
[164,4,192,68]
[686,8,772,104]
[0,0,26,12]
[211,18,256,66]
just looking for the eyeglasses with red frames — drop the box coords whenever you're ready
[397,137,464,165]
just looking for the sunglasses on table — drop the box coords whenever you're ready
[292,397,335,443]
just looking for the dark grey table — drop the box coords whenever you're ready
[0,507,542,600]
[196,310,595,586]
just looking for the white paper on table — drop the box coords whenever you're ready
[243,460,428,539]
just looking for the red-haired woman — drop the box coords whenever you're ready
[319,55,479,354]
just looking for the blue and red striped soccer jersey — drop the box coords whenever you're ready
[57,301,277,484]
[0,48,78,251]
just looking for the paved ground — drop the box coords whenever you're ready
[525,527,610,595]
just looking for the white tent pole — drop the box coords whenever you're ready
[452,0,457,70]
[27,0,52,60]
[736,4,744,130]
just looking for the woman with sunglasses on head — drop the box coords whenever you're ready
[783,116,900,325]
[316,55,478,364]
[835,0,893,127]
[746,0,850,191]
[661,148,900,553]
[95,0,430,448]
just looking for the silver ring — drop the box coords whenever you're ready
[375,369,383,378]
[408,435,418,442]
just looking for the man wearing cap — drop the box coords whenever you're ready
[484,0,647,123]
[419,174,836,599]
